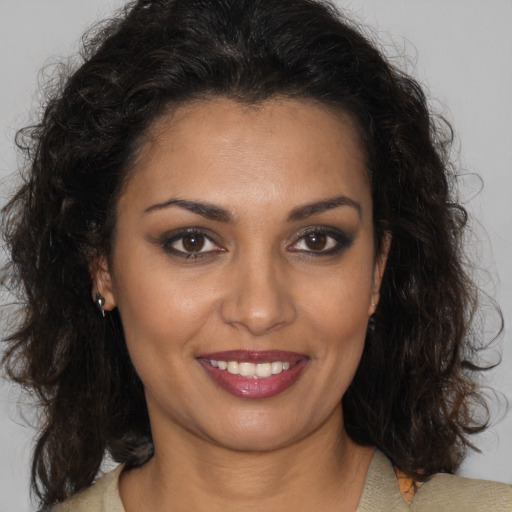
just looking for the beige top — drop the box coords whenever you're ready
[50,450,512,511]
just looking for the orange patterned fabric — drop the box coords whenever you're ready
[393,466,425,505]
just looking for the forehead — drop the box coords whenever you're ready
[122,97,371,217]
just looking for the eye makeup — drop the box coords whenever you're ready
[154,227,226,261]
[288,226,355,256]
[151,224,355,264]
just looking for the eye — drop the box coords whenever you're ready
[288,228,352,255]
[162,230,223,257]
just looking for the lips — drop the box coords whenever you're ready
[197,350,309,399]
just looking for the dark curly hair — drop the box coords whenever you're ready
[1,0,489,507]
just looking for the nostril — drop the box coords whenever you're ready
[219,281,296,335]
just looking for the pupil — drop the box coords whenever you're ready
[183,234,205,252]
[306,232,326,250]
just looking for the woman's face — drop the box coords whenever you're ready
[96,98,387,452]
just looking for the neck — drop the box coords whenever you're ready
[120,409,374,512]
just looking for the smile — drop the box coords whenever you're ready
[197,350,309,399]
[209,360,292,378]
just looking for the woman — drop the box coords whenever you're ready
[1,0,510,510]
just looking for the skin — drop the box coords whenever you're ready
[94,97,389,511]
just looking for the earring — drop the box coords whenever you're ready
[367,315,376,333]
[95,293,106,318]
[368,302,376,332]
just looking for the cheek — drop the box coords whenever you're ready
[111,246,218,359]
[295,260,374,383]
[300,264,374,330]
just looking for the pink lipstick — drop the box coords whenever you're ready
[197,350,308,399]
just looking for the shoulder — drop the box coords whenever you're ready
[412,471,512,512]
[47,465,124,512]
[358,450,512,512]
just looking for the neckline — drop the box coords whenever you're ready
[356,450,412,511]
[106,449,408,511]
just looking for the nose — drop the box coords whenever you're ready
[220,252,296,336]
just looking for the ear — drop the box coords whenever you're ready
[90,255,116,312]
[369,231,391,316]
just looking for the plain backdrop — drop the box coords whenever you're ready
[1,1,511,510]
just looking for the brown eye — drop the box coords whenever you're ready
[165,231,222,257]
[181,233,205,252]
[288,228,352,255]
[304,232,327,251]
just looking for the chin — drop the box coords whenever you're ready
[210,429,302,454]
[199,408,323,454]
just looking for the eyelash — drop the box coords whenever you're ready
[160,228,223,260]
[159,227,353,260]
[288,227,353,256]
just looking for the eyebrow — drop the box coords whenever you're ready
[287,195,362,221]
[143,195,362,223]
[143,199,233,223]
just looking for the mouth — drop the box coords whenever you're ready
[197,350,309,399]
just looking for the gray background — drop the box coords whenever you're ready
[1,1,511,510]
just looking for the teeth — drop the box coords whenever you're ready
[256,362,272,378]
[271,361,282,374]
[238,362,255,377]
[227,361,238,375]
[209,360,294,378]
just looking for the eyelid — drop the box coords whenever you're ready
[159,228,225,257]
[288,226,353,254]
[153,225,352,260]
